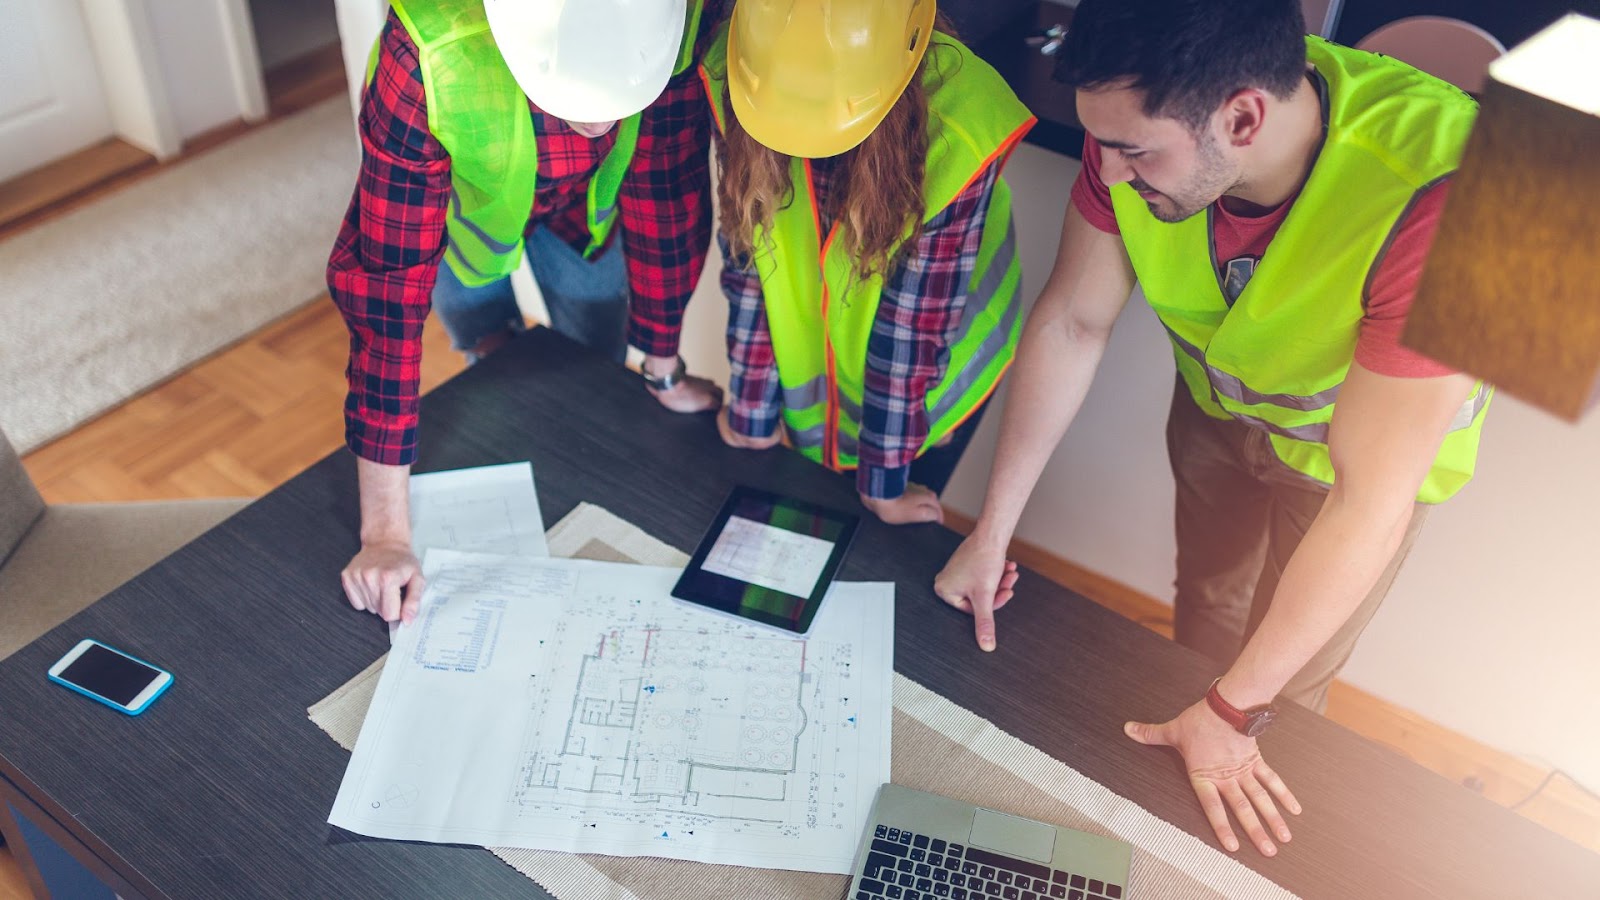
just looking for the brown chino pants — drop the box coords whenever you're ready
[1165,378,1428,713]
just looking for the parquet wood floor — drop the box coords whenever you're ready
[0,138,154,238]
[23,298,465,504]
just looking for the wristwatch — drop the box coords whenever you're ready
[639,356,686,392]
[1205,678,1279,737]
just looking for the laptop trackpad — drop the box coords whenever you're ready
[969,808,1056,864]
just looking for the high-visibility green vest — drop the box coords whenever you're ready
[700,30,1035,472]
[382,0,704,287]
[1114,37,1491,503]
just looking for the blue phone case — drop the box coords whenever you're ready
[47,640,174,716]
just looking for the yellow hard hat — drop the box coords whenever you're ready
[728,0,937,158]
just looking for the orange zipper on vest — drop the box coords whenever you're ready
[803,159,842,471]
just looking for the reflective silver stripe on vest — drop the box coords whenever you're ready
[1448,383,1490,432]
[781,379,825,415]
[781,221,1021,457]
[790,422,859,460]
[943,222,1020,349]
[1229,414,1330,444]
[1229,381,1489,445]
[781,380,863,422]
[1162,323,1342,411]
[444,242,488,281]
[446,191,521,272]
[927,253,1022,423]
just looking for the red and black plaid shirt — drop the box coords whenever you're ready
[328,10,715,466]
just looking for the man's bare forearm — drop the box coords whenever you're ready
[972,207,1133,549]
[355,456,412,547]
[1218,491,1412,707]
[1220,364,1477,707]
[973,313,1111,548]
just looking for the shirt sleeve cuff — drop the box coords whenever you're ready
[727,401,780,439]
[858,464,909,500]
[626,324,681,360]
[344,420,418,467]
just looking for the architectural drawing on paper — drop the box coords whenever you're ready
[512,612,862,840]
[331,554,892,870]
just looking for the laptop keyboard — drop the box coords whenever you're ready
[854,825,1125,900]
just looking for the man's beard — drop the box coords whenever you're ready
[1134,133,1235,223]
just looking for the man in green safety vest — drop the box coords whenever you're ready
[936,0,1491,856]
[330,0,725,624]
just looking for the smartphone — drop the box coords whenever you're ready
[47,639,174,715]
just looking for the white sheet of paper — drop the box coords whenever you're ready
[410,462,549,559]
[392,463,550,641]
[700,515,836,598]
[331,550,894,873]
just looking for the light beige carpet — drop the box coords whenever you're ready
[311,504,1299,900]
[0,94,356,453]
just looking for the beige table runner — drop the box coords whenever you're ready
[311,504,1298,899]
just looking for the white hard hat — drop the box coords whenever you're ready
[484,0,690,123]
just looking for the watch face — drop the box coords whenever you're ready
[1244,708,1278,738]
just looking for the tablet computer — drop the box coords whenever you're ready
[671,486,860,635]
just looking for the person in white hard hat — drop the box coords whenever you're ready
[330,0,726,624]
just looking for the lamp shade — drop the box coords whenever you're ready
[1402,14,1600,421]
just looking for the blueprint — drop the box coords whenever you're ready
[330,550,895,873]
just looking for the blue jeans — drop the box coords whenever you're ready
[432,225,630,363]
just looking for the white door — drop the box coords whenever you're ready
[0,0,115,182]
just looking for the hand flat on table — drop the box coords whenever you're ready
[1125,700,1302,856]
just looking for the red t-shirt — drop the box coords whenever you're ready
[1071,135,1458,377]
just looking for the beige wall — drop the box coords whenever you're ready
[682,140,1600,793]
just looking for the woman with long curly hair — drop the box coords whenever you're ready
[701,0,1036,525]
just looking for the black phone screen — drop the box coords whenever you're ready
[58,644,162,706]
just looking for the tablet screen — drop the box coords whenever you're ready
[672,487,860,634]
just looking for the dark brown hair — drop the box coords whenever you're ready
[1055,0,1306,131]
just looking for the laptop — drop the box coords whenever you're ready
[845,783,1133,900]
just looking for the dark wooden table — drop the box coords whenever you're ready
[1,329,1596,899]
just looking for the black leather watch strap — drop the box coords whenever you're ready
[639,356,686,391]
[1205,678,1279,737]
